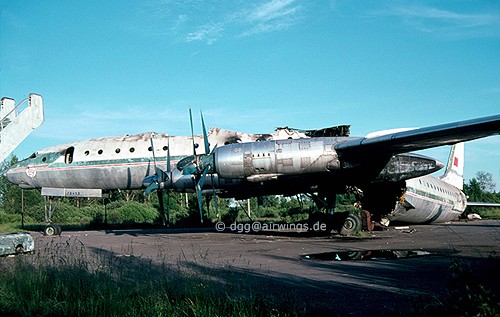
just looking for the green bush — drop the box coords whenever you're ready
[105,201,159,225]
[168,207,191,225]
[221,207,240,223]
[51,203,88,223]
[279,207,309,223]
[0,211,21,223]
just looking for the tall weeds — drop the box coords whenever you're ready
[0,238,300,317]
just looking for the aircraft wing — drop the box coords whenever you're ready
[335,114,500,155]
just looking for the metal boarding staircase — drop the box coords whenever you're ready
[0,94,44,162]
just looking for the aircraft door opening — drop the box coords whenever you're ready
[65,147,75,164]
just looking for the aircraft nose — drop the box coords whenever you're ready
[4,166,35,189]
[4,167,17,184]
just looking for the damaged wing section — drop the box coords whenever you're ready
[275,125,351,138]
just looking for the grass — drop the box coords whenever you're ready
[413,256,499,317]
[0,238,303,317]
[475,208,500,220]
[0,222,21,233]
[1,230,498,316]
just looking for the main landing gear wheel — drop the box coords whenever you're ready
[43,225,61,236]
[338,212,362,235]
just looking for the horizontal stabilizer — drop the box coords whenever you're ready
[467,202,500,207]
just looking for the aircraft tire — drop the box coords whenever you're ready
[338,212,362,235]
[15,244,24,254]
[44,225,58,236]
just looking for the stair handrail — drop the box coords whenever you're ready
[0,97,29,130]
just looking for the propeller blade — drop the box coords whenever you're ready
[197,165,209,191]
[213,190,219,218]
[165,137,171,226]
[157,189,166,226]
[166,190,171,226]
[182,163,197,175]
[195,166,210,223]
[156,167,168,182]
[166,137,171,173]
[145,182,159,195]
[201,110,210,154]
[144,160,151,178]
[143,174,159,184]
[150,134,157,170]
[197,190,204,223]
[189,107,196,156]
[210,173,219,218]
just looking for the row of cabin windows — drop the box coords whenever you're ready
[418,179,457,197]
[64,145,169,164]
[83,146,169,156]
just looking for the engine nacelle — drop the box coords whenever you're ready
[214,139,339,180]
[374,153,444,182]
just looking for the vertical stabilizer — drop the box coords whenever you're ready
[440,142,464,190]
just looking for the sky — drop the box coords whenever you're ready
[1,0,499,189]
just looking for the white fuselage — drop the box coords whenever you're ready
[387,175,467,223]
[5,128,309,190]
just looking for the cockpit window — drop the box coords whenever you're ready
[65,147,75,164]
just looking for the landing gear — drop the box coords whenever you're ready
[307,191,363,236]
[338,212,362,235]
[43,224,61,236]
[43,196,62,236]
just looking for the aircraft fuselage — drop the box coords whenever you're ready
[6,133,443,202]
[6,113,499,227]
[388,175,467,223]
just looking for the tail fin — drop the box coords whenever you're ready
[440,142,464,190]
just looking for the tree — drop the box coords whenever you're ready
[0,156,18,204]
[463,178,484,203]
[475,171,496,193]
[464,172,500,216]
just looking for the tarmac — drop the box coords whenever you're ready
[31,220,500,316]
